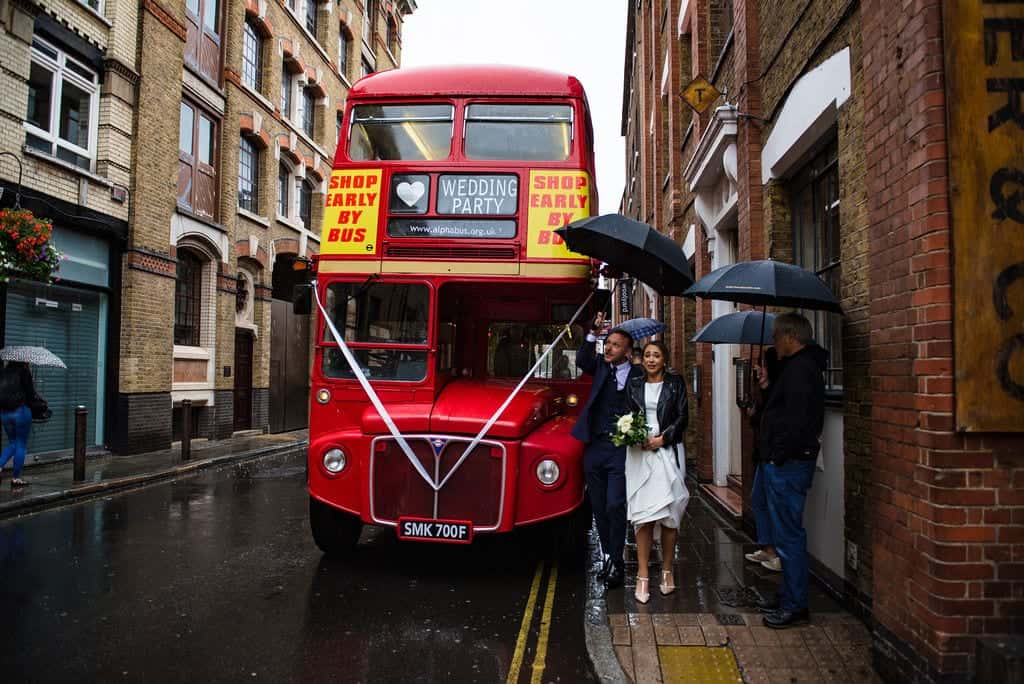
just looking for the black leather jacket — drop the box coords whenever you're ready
[626,371,688,447]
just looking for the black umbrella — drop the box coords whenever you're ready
[691,311,776,345]
[555,214,694,295]
[683,260,842,313]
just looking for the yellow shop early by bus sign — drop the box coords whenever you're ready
[321,169,382,256]
[526,170,591,260]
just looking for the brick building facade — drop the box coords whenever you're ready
[1,0,136,459]
[621,1,1023,681]
[1,0,414,456]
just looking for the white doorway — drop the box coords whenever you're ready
[710,228,742,487]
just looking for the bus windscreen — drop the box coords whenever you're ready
[348,104,454,161]
[464,104,573,161]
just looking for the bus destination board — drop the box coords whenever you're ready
[436,174,518,215]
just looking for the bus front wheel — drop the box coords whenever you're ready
[309,497,362,557]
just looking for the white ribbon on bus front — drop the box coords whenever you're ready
[436,291,594,490]
[313,280,593,493]
[312,280,438,490]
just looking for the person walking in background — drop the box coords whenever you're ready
[624,341,689,604]
[572,312,643,589]
[755,313,827,628]
[745,346,783,574]
[0,361,36,488]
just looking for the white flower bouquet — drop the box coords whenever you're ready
[611,410,649,447]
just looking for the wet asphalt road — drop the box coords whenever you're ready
[0,450,594,683]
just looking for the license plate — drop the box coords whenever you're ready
[397,517,473,544]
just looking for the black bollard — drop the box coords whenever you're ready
[73,406,86,482]
[181,399,192,461]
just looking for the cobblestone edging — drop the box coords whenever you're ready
[584,525,630,683]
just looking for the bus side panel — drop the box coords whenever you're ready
[515,415,585,526]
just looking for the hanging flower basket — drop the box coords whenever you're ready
[0,208,63,284]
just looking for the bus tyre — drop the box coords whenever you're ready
[551,500,591,568]
[309,497,362,557]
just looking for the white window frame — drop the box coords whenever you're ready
[277,159,298,222]
[79,0,104,14]
[24,36,100,172]
[281,66,294,120]
[241,19,262,92]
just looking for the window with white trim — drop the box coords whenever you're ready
[301,87,315,137]
[242,20,262,92]
[277,161,292,218]
[79,0,102,12]
[362,0,375,45]
[238,136,259,213]
[281,66,293,118]
[297,175,314,229]
[338,25,351,77]
[24,37,99,171]
[305,0,318,37]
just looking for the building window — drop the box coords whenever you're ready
[278,162,291,217]
[301,88,315,137]
[361,58,373,79]
[338,26,350,76]
[242,20,262,91]
[24,37,99,171]
[184,0,221,83]
[336,111,343,148]
[298,176,314,228]
[238,136,259,212]
[281,66,293,118]
[79,0,102,12]
[387,16,397,55]
[178,100,219,218]
[363,0,375,44]
[305,0,318,36]
[174,249,204,347]
[791,138,842,392]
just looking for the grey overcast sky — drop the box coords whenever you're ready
[399,0,628,212]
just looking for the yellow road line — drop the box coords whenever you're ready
[530,562,559,684]
[506,561,544,684]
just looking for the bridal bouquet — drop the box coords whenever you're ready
[611,410,649,447]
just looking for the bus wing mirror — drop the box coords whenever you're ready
[293,284,312,315]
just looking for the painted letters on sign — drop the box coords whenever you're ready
[945,1,1024,431]
[320,170,382,256]
[526,170,591,260]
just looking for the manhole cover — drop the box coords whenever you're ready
[715,613,746,625]
[715,586,760,608]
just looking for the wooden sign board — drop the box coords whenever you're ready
[945,1,1024,431]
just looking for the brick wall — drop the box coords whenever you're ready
[861,0,1024,680]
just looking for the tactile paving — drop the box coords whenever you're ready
[658,646,743,683]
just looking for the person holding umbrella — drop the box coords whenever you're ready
[0,361,37,488]
[572,312,644,589]
[755,313,827,628]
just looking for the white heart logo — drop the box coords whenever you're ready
[396,181,425,207]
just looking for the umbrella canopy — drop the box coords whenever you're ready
[555,214,694,295]
[692,311,776,345]
[615,317,665,340]
[683,260,842,313]
[0,345,67,369]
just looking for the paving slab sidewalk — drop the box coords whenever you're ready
[588,494,883,684]
[0,429,308,517]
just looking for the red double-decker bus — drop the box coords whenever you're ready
[306,65,600,555]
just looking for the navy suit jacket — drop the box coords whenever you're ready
[571,338,644,444]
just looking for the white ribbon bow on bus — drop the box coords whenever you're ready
[312,280,593,492]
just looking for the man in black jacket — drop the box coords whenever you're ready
[754,313,827,628]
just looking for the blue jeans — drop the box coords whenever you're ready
[751,463,774,546]
[1,405,32,478]
[763,459,816,612]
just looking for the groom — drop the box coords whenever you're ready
[572,312,643,588]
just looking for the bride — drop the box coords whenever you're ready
[625,341,690,604]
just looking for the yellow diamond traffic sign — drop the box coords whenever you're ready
[680,76,721,114]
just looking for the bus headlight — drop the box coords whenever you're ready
[566,394,579,407]
[536,459,560,486]
[323,448,347,474]
[316,389,331,404]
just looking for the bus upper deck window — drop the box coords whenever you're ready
[348,104,454,161]
[464,104,573,162]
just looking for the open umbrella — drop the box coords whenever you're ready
[0,345,67,369]
[555,214,694,295]
[683,260,842,313]
[691,311,776,345]
[615,317,665,340]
